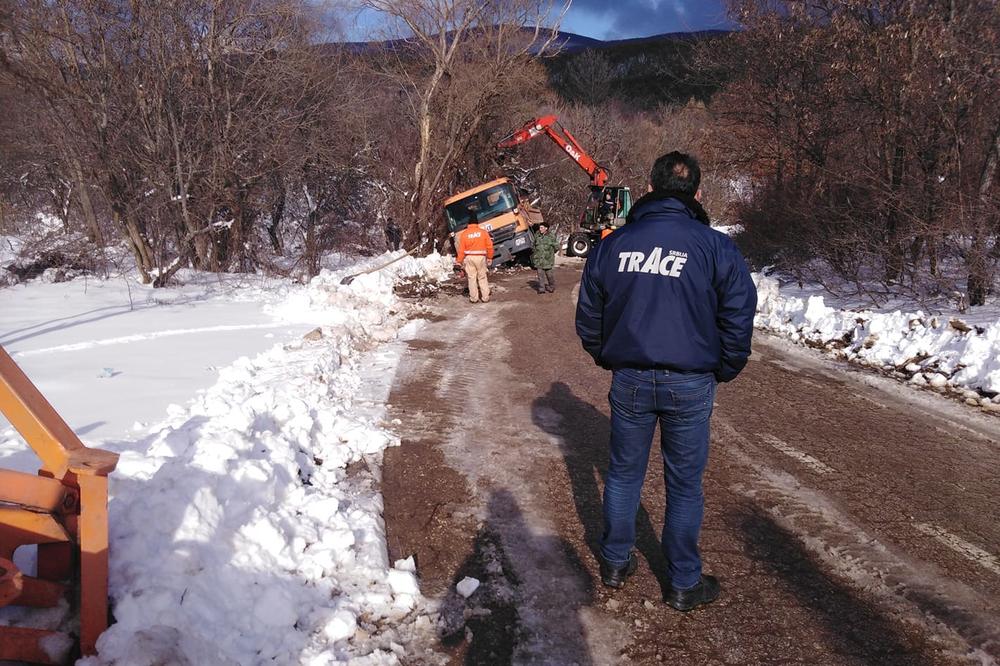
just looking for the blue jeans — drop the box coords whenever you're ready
[601,368,716,590]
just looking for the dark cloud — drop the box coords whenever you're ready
[566,0,733,40]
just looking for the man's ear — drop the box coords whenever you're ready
[695,188,703,202]
[647,183,653,193]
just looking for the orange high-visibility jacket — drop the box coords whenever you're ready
[456,223,494,263]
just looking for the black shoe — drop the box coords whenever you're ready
[665,575,720,612]
[546,287,555,293]
[600,552,638,588]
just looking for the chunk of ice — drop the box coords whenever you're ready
[456,576,480,598]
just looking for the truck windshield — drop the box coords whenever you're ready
[445,183,518,231]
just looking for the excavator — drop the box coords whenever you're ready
[496,115,632,258]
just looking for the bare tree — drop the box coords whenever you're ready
[1,0,353,284]
[361,0,568,247]
[710,0,1000,304]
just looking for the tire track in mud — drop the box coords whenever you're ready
[709,338,1000,664]
[385,265,1000,665]
[732,337,1000,606]
[716,418,1000,662]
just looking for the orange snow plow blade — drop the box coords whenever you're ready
[0,344,119,662]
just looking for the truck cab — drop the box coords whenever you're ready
[443,178,538,265]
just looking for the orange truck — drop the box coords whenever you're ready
[443,177,541,265]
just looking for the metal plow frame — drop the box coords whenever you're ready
[0,345,118,664]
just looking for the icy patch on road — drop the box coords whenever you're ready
[75,251,452,665]
[754,274,1000,398]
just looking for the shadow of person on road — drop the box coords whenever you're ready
[531,381,671,596]
[438,488,595,666]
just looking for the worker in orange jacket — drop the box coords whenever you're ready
[455,212,495,303]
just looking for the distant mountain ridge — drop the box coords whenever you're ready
[334,28,730,55]
[332,28,730,109]
[548,29,729,109]
[552,29,730,52]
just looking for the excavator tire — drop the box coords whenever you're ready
[567,233,593,258]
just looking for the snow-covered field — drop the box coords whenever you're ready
[754,273,1000,405]
[1,251,452,664]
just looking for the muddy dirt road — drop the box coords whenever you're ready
[383,263,1000,665]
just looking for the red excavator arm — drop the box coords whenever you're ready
[497,115,609,187]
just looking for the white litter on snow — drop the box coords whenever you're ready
[1,250,454,664]
[753,273,1000,396]
[455,577,481,599]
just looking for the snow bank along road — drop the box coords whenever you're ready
[384,263,1000,665]
[0,255,453,664]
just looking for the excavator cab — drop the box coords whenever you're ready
[568,185,632,257]
[586,185,632,229]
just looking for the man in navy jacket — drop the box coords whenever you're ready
[575,151,756,612]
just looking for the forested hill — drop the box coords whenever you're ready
[554,28,730,52]
[337,28,729,110]
[545,29,730,109]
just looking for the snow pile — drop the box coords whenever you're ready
[754,274,1000,397]
[0,271,319,462]
[270,251,452,328]
[79,251,451,665]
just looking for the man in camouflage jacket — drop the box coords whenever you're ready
[531,222,559,293]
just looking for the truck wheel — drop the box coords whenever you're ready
[567,233,593,258]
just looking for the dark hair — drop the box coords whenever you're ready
[650,151,701,196]
[467,210,478,223]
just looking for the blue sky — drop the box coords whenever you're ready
[560,0,733,40]
[346,1,734,42]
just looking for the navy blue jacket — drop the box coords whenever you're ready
[575,196,757,381]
